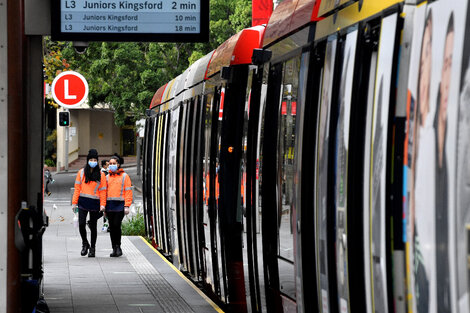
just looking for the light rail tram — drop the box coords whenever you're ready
[142,0,470,312]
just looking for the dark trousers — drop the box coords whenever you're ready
[78,209,101,247]
[107,211,124,246]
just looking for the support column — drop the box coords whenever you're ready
[26,35,45,205]
[7,0,25,311]
[0,0,9,311]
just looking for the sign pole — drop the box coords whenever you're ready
[65,112,69,172]
[51,71,88,172]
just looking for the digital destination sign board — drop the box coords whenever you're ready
[51,0,209,42]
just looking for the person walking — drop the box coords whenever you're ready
[44,164,54,196]
[72,149,107,257]
[101,160,109,175]
[106,153,132,257]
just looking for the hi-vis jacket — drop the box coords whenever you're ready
[72,169,107,211]
[106,169,132,211]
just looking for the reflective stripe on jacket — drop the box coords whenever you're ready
[72,169,107,211]
[106,170,132,211]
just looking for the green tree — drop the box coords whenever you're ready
[190,0,252,63]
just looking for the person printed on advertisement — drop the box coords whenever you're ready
[411,9,434,313]
[457,32,470,313]
[434,13,454,313]
[456,56,470,311]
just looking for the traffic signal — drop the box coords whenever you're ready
[59,111,70,127]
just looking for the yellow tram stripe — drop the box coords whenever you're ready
[139,236,225,313]
[315,0,403,40]
[417,1,427,8]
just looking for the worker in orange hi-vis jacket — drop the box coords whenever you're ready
[72,149,107,258]
[105,153,133,257]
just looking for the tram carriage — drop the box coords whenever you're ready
[143,0,470,312]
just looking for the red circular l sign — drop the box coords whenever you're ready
[51,71,88,108]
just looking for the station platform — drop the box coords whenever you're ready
[43,208,222,313]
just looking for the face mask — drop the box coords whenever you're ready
[88,161,98,168]
[109,164,118,172]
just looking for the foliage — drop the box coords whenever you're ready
[44,158,55,167]
[45,128,57,163]
[43,40,71,84]
[43,0,252,126]
[231,0,252,33]
[190,0,252,62]
[121,212,146,236]
[43,39,71,110]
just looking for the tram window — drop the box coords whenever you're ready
[278,56,301,262]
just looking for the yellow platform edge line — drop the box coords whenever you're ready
[138,236,225,313]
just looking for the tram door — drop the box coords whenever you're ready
[314,37,338,313]
[362,13,400,313]
[142,119,148,235]
[181,102,191,273]
[261,55,303,312]
[168,106,181,266]
[241,71,252,312]
[201,91,222,297]
[150,116,158,241]
[158,113,169,255]
[214,86,227,302]
[143,117,155,239]
[155,114,164,251]
[192,95,205,281]
[241,66,268,313]
[332,29,359,313]
[183,98,200,278]
[178,102,189,272]
[161,113,170,255]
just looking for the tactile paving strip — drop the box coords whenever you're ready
[121,237,195,313]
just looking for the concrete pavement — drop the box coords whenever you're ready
[42,166,222,313]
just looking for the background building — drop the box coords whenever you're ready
[55,104,136,170]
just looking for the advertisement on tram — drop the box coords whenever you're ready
[404,1,468,312]
[456,3,470,312]
[168,107,181,266]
